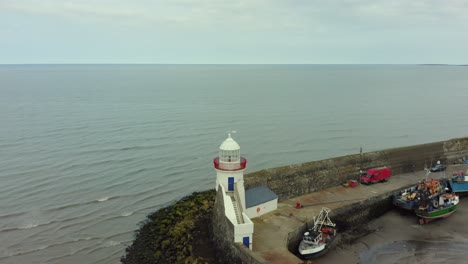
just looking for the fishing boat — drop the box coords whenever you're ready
[448,170,468,193]
[393,173,447,211]
[393,185,420,210]
[298,208,337,259]
[415,190,459,224]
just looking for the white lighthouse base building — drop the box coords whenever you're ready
[213,134,278,250]
[245,186,278,219]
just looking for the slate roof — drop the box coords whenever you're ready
[245,185,278,208]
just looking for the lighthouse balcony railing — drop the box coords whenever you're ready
[213,157,247,171]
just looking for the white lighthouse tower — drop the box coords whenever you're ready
[212,133,278,250]
[213,133,247,210]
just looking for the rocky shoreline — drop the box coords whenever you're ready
[121,189,468,264]
[121,190,218,264]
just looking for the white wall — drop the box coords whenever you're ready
[219,182,254,250]
[218,184,236,223]
[234,184,246,211]
[245,198,278,219]
[216,169,245,192]
[233,213,254,250]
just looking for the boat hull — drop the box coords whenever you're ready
[393,197,418,210]
[415,204,458,224]
[392,186,419,210]
[449,180,468,193]
[298,235,337,259]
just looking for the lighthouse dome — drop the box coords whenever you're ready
[220,134,240,151]
[214,133,247,171]
[218,133,241,163]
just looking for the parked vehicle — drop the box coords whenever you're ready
[430,164,447,172]
[360,167,391,184]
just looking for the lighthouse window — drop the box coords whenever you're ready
[219,150,240,162]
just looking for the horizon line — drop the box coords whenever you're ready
[1,63,466,66]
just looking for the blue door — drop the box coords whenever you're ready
[243,236,249,248]
[228,177,234,191]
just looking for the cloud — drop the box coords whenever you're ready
[1,0,467,63]
[1,0,145,21]
[2,0,468,32]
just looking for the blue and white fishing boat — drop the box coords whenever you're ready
[448,170,468,193]
[393,170,447,211]
[298,208,337,259]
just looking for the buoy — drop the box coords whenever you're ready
[296,201,302,209]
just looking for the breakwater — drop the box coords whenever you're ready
[213,136,468,264]
[123,137,468,263]
[244,137,468,200]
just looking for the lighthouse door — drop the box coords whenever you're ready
[243,236,249,248]
[228,177,234,191]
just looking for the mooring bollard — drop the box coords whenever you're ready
[296,201,302,209]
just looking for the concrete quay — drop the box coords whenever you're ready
[250,164,468,264]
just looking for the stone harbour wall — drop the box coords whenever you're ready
[286,190,398,256]
[244,137,468,200]
[212,137,468,264]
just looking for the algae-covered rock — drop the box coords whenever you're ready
[121,190,217,264]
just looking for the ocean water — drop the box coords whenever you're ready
[0,64,467,264]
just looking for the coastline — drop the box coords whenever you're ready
[122,137,468,263]
[121,190,218,264]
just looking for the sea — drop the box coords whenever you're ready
[1,64,467,264]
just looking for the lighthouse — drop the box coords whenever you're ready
[212,133,278,250]
[213,133,247,210]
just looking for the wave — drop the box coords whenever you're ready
[322,128,354,133]
[84,240,125,255]
[104,240,121,247]
[18,223,39,229]
[78,143,171,156]
[0,219,64,233]
[53,157,137,173]
[0,211,27,220]
[326,136,349,140]
[105,230,135,241]
[55,217,99,232]
[389,134,410,139]
[3,236,100,258]
[96,197,109,202]
[0,142,22,148]
[120,212,133,217]
[45,195,121,212]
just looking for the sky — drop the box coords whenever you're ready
[1,0,468,64]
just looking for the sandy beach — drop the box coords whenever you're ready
[315,200,468,264]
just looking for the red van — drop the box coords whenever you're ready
[360,167,391,184]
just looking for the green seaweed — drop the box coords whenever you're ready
[121,190,217,264]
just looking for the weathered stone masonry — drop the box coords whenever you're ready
[211,137,468,263]
[244,137,468,200]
